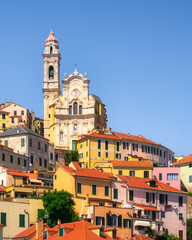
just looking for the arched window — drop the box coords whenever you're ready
[49,66,54,79]
[74,124,77,131]
[111,214,118,227]
[50,46,53,54]
[60,132,63,141]
[73,102,78,115]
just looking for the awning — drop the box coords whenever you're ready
[29,179,42,183]
[134,220,150,227]
[133,205,160,212]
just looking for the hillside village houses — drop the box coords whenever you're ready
[0,30,190,240]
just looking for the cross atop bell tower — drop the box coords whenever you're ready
[43,30,61,139]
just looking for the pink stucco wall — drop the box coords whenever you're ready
[153,167,181,190]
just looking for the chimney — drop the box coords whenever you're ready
[57,219,61,225]
[36,219,44,239]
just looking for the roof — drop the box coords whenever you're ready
[118,175,185,194]
[129,234,153,240]
[83,132,120,140]
[172,154,192,166]
[114,132,158,145]
[55,150,64,154]
[70,161,81,170]
[0,185,6,192]
[111,160,153,168]
[0,110,9,114]
[61,166,113,180]
[7,169,37,179]
[0,126,47,140]
[14,225,36,237]
[46,30,58,43]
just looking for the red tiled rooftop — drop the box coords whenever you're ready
[83,132,120,140]
[7,170,37,179]
[129,234,153,240]
[0,110,9,114]
[0,185,6,192]
[55,150,64,154]
[14,225,36,237]
[111,160,153,168]
[46,30,58,43]
[172,154,192,166]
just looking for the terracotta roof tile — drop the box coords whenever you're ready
[172,154,192,166]
[14,225,36,237]
[0,185,6,192]
[83,132,120,140]
[111,160,153,168]
[129,234,153,240]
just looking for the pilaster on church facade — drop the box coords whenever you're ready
[43,30,107,150]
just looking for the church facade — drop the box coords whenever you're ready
[43,30,107,150]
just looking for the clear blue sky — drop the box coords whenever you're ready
[1,1,192,156]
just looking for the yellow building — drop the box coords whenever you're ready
[77,130,121,168]
[0,110,9,132]
[95,160,153,178]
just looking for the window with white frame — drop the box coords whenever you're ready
[167,173,178,181]
[189,175,192,183]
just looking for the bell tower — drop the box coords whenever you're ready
[43,30,61,139]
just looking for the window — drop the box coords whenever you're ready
[80,153,83,159]
[92,185,96,195]
[79,105,82,115]
[161,211,165,218]
[98,140,101,149]
[164,151,166,158]
[55,154,58,162]
[59,228,63,237]
[77,183,82,193]
[123,219,131,228]
[21,110,24,115]
[86,140,88,146]
[29,139,32,147]
[144,171,149,178]
[105,140,108,150]
[96,216,105,226]
[159,173,162,180]
[123,142,128,150]
[2,114,5,119]
[124,156,128,161]
[105,186,109,196]
[118,170,122,175]
[98,152,101,157]
[30,155,33,165]
[50,153,53,160]
[179,213,183,220]
[50,46,53,54]
[38,142,41,150]
[72,140,77,151]
[24,159,26,167]
[14,110,17,116]
[39,158,42,167]
[114,189,118,199]
[159,194,168,204]
[116,153,121,159]
[179,196,183,207]
[146,192,155,203]
[160,150,162,157]
[10,155,13,163]
[4,140,8,147]
[49,66,54,78]
[2,153,5,161]
[69,106,72,115]
[105,152,108,158]
[129,171,135,176]
[179,230,183,240]
[129,190,134,201]
[86,151,88,157]
[189,175,192,183]
[21,138,25,147]
[111,214,118,227]
[54,175,57,180]
[1,213,6,226]
[23,177,27,184]
[45,144,47,152]
[116,142,120,151]
[167,173,178,181]
[132,143,138,151]
[148,146,151,153]
[44,159,47,168]
[2,123,6,129]
[12,117,14,123]
[18,158,20,165]
[73,102,78,115]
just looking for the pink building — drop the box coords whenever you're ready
[115,175,187,240]
[153,167,181,190]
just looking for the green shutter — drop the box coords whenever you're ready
[118,215,122,227]
[96,217,100,225]
[59,228,64,237]
[129,190,133,201]
[102,217,105,226]
[98,140,101,149]
[105,140,108,150]
[116,142,120,151]
[179,196,183,207]
[21,138,25,147]
[159,173,162,180]
[128,219,131,228]
[179,213,183,219]
[118,170,122,175]
[4,140,8,147]
[72,140,77,151]
[92,185,96,195]
[114,189,118,199]
[105,186,109,196]
[107,213,112,226]
[161,211,165,218]
[77,183,82,193]
[1,213,6,226]
[54,175,57,180]
[19,214,25,227]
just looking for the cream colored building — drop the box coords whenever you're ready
[43,30,107,150]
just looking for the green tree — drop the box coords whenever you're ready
[38,190,79,227]
[187,218,192,240]
[146,227,179,240]
[64,151,79,164]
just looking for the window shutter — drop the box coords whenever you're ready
[118,215,122,227]
[123,219,126,228]
[1,213,6,226]
[96,217,100,225]
[146,192,149,202]
[105,186,109,196]
[114,189,118,199]
[159,173,162,180]
[129,190,133,201]
[107,213,112,226]
[128,219,131,228]
[165,195,168,204]
[19,214,25,227]
[102,217,105,226]
[152,193,155,203]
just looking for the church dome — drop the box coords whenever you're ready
[45,30,58,43]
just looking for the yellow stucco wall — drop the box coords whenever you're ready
[180,165,192,191]
[50,104,56,145]
[0,112,9,131]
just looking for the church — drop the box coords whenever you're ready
[43,30,107,150]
